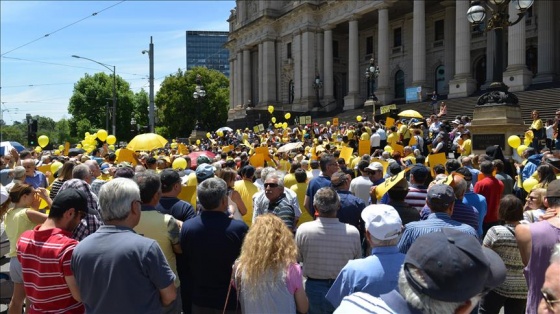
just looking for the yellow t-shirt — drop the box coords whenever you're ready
[360,132,370,141]
[234,179,259,226]
[387,132,399,146]
[290,182,313,226]
[460,139,472,156]
[284,173,297,189]
[5,207,37,257]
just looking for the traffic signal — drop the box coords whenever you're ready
[31,119,38,132]
[28,132,37,146]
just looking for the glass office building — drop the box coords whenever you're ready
[186,30,229,77]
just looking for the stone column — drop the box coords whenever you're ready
[323,27,334,101]
[442,1,456,95]
[412,0,426,87]
[483,28,495,89]
[229,58,235,109]
[293,31,302,106]
[257,42,263,105]
[236,51,243,107]
[301,30,316,111]
[262,39,277,104]
[448,0,476,98]
[344,17,361,110]
[242,48,251,108]
[316,31,324,99]
[534,0,555,84]
[503,1,532,91]
[376,6,391,105]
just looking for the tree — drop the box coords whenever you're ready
[68,72,136,141]
[156,67,229,138]
[132,89,149,131]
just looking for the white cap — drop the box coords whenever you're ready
[361,204,402,241]
[365,162,383,172]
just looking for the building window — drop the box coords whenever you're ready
[395,70,405,98]
[366,36,373,55]
[287,42,292,59]
[393,28,402,47]
[434,20,444,41]
[333,40,339,58]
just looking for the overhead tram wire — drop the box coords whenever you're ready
[1,1,126,57]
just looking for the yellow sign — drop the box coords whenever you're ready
[64,142,70,156]
[359,140,370,156]
[255,147,271,161]
[391,143,404,155]
[371,158,389,176]
[380,104,397,114]
[249,154,265,168]
[375,168,411,200]
[427,152,446,177]
[253,126,259,133]
[385,117,395,128]
[340,147,353,165]
[333,118,339,126]
[116,148,138,166]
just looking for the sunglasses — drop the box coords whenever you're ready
[541,289,560,310]
[526,196,537,201]
[264,183,279,188]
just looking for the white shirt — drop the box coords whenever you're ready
[370,132,381,148]
[349,176,373,204]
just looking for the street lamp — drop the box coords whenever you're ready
[467,0,533,106]
[142,36,155,133]
[72,55,117,135]
[365,57,380,101]
[312,74,323,108]
[193,74,206,130]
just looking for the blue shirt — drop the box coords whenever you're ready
[326,246,405,308]
[157,196,196,222]
[418,202,479,234]
[463,191,487,237]
[466,166,481,186]
[336,191,366,235]
[24,171,47,188]
[306,175,331,216]
[398,212,478,253]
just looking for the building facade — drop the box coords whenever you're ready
[225,0,558,113]
[186,30,230,77]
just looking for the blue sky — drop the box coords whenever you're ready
[1,0,235,125]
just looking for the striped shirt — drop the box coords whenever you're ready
[398,212,478,253]
[404,184,428,212]
[419,202,479,233]
[17,226,84,314]
[483,225,528,299]
[296,217,361,279]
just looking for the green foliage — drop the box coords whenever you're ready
[156,67,229,138]
[68,72,136,140]
[133,89,150,129]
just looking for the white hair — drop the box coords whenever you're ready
[260,167,277,182]
[98,178,140,221]
[265,171,285,187]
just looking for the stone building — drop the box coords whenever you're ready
[225,0,558,116]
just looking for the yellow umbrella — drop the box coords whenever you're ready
[126,133,168,151]
[397,110,423,119]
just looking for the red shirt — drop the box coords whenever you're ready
[474,176,504,223]
[17,226,84,314]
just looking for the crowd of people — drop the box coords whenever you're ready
[0,110,559,314]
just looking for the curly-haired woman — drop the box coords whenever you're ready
[233,214,308,313]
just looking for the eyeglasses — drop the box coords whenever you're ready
[541,289,560,310]
[526,196,537,201]
[264,183,279,188]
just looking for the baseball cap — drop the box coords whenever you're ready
[160,169,181,190]
[388,162,402,175]
[361,204,402,241]
[365,162,383,173]
[50,189,89,216]
[546,179,560,197]
[410,165,429,178]
[404,228,506,302]
[426,184,455,207]
[196,164,216,182]
[196,155,212,166]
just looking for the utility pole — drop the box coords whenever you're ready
[144,37,155,133]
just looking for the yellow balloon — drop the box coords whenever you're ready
[172,157,187,170]
[523,137,531,146]
[108,144,115,151]
[282,122,288,129]
[106,135,117,145]
[523,177,539,193]
[90,133,97,140]
[115,149,121,158]
[206,132,211,139]
[271,117,277,123]
[284,113,291,120]
[217,131,224,137]
[517,145,528,156]
[97,129,108,142]
[384,145,393,153]
[35,146,42,153]
[196,139,201,145]
[76,144,82,149]
[85,132,91,137]
[38,135,49,148]
[53,150,60,156]
[268,105,274,114]
[51,161,63,173]
[357,116,363,122]
[171,143,178,149]
[507,135,521,149]
[58,145,64,151]
[327,121,331,126]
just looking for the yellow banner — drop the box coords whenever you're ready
[386,117,395,128]
[340,147,353,165]
[359,140,370,156]
[249,154,265,168]
[375,168,410,200]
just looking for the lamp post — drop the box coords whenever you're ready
[312,74,323,108]
[193,74,206,131]
[142,36,155,133]
[72,55,117,135]
[365,57,380,101]
[467,0,533,106]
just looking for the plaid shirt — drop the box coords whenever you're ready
[59,179,103,241]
